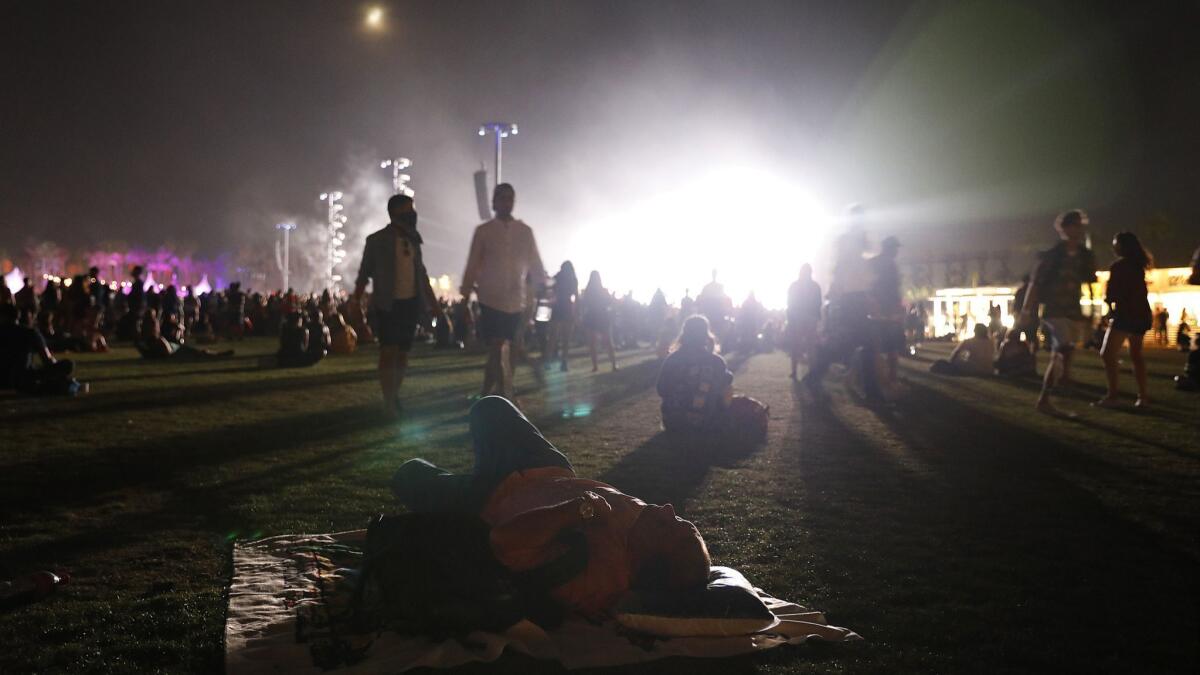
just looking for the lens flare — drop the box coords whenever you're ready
[569,167,830,308]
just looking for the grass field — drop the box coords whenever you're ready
[1,337,1197,673]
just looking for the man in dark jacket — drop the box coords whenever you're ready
[354,194,442,416]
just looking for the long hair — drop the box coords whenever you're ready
[674,315,716,353]
[1113,231,1152,270]
[584,270,604,296]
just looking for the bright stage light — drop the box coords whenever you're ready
[568,167,830,309]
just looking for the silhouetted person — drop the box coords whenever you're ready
[355,194,442,415]
[1095,232,1153,408]
[1016,209,1097,417]
[801,208,884,404]
[305,307,331,362]
[657,315,732,434]
[226,282,246,339]
[549,260,578,371]
[0,303,83,395]
[787,264,822,379]
[869,236,904,388]
[696,269,732,346]
[277,311,319,367]
[1153,306,1170,347]
[14,277,37,314]
[461,183,546,400]
[580,271,618,373]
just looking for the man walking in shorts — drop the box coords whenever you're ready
[461,183,546,401]
[355,194,442,417]
[1017,209,1097,416]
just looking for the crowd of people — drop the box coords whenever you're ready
[5,189,1199,631]
[923,211,1200,414]
[4,190,1198,427]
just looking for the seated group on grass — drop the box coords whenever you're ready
[277,309,331,367]
[0,303,85,396]
[136,308,234,360]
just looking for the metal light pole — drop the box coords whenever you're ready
[380,157,414,196]
[318,191,348,290]
[275,222,296,291]
[477,122,518,188]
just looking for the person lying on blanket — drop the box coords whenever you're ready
[391,395,712,621]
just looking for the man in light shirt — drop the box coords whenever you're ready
[460,183,546,401]
[355,194,442,417]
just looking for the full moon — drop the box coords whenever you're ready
[365,6,384,29]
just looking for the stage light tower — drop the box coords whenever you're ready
[318,191,349,290]
[275,222,297,292]
[477,122,518,188]
[380,157,414,196]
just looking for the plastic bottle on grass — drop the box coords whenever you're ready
[0,570,70,610]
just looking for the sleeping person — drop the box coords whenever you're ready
[391,396,712,621]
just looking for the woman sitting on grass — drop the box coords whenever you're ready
[329,312,358,354]
[657,315,733,434]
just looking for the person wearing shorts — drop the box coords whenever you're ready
[460,183,546,400]
[354,194,441,417]
[1017,210,1097,417]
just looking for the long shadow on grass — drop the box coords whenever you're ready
[0,368,380,424]
[599,433,761,509]
[0,404,392,514]
[787,378,1199,672]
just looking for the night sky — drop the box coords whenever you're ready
[3,0,1198,293]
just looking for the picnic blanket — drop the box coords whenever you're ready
[225,531,861,673]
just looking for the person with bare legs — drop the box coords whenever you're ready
[1017,209,1097,417]
[1095,232,1153,409]
[355,194,442,417]
[461,183,547,401]
[581,271,618,373]
[549,261,578,371]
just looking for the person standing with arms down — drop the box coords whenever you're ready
[355,194,442,417]
[461,183,547,401]
[786,263,822,379]
[549,260,578,372]
[869,236,905,390]
[1016,209,1097,417]
[1095,232,1153,409]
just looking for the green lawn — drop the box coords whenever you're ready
[1,338,1197,673]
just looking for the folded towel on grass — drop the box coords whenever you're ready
[225,530,861,674]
